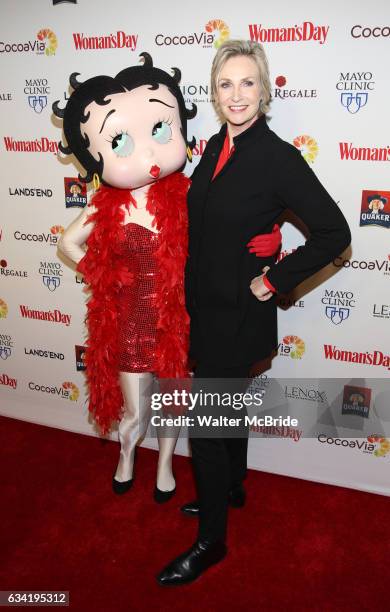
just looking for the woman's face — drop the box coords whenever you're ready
[216,55,262,133]
[82,84,187,189]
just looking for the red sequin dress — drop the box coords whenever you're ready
[117,222,160,372]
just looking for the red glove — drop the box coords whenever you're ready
[247,224,282,257]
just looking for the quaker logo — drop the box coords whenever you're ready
[24,78,50,114]
[9,187,53,198]
[75,345,86,371]
[360,191,390,229]
[24,347,64,360]
[273,75,317,100]
[372,304,390,319]
[293,135,318,163]
[0,334,13,360]
[336,72,374,114]
[342,385,371,418]
[278,335,305,359]
[156,19,229,49]
[64,177,87,208]
[284,385,326,402]
[38,261,63,291]
[333,255,390,277]
[0,373,17,389]
[180,84,212,105]
[0,93,12,101]
[14,226,63,245]
[322,289,355,325]
[0,259,28,279]
[0,299,8,319]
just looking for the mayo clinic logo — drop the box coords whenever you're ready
[321,289,356,325]
[24,78,50,114]
[39,261,63,291]
[0,334,13,360]
[336,72,375,114]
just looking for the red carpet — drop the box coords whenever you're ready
[1,414,389,611]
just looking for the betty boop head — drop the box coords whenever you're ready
[53,52,197,186]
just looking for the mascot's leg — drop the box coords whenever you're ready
[113,371,153,492]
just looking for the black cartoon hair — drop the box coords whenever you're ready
[53,52,197,184]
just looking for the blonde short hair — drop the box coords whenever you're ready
[210,39,271,122]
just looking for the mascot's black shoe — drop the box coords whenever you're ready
[153,486,176,503]
[112,477,133,495]
[157,539,227,586]
[181,484,246,515]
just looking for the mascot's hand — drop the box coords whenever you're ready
[247,224,281,257]
[250,266,274,302]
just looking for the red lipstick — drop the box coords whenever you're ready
[150,164,160,179]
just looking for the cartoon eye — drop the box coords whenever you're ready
[111,132,134,157]
[152,121,172,144]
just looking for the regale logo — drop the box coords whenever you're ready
[0,259,28,279]
[19,305,71,326]
[0,29,57,55]
[360,191,390,229]
[249,21,329,45]
[0,334,13,360]
[73,31,138,51]
[9,187,53,197]
[28,380,79,401]
[273,75,317,100]
[323,345,390,370]
[38,261,63,291]
[14,225,63,246]
[342,385,371,418]
[0,373,17,389]
[3,137,59,155]
[156,19,229,49]
[64,177,87,208]
[339,142,390,161]
[24,347,64,360]
[321,289,356,325]
[336,71,375,114]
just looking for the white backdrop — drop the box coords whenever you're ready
[1,0,390,495]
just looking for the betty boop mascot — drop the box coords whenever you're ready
[53,53,196,502]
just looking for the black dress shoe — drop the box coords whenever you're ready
[181,484,246,516]
[157,539,227,586]
[153,485,176,503]
[112,476,133,495]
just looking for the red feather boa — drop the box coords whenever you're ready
[77,172,190,434]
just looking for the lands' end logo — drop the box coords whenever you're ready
[28,380,79,401]
[360,191,390,229]
[155,19,229,48]
[279,335,305,359]
[249,21,329,45]
[293,135,318,163]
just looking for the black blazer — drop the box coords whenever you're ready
[185,115,351,367]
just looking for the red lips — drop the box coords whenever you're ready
[150,165,160,178]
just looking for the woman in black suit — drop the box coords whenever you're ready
[157,39,351,585]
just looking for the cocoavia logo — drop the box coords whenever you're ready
[0,299,8,318]
[293,135,319,163]
[28,381,79,401]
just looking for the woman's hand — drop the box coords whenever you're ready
[250,266,273,302]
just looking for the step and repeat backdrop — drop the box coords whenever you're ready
[1,0,389,495]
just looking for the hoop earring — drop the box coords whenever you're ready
[186,145,193,163]
[93,173,100,191]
